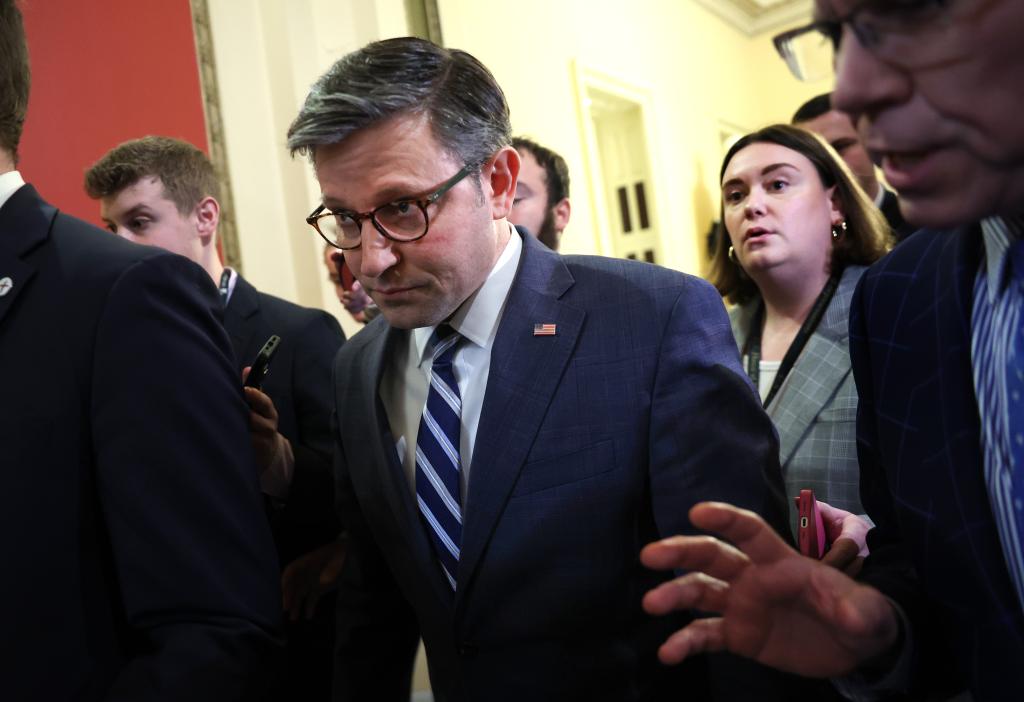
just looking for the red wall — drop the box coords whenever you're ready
[18,0,209,226]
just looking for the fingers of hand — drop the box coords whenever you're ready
[690,502,792,564]
[243,387,274,414]
[643,571,730,616]
[843,557,864,579]
[657,617,727,665]
[821,538,859,572]
[641,535,750,583]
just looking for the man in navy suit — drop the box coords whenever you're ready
[642,2,1024,700]
[285,37,817,702]
[0,1,281,698]
[85,136,345,701]
[791,92,913,241]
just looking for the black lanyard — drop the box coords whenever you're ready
[744,273,840,409]
[218,269,232,307]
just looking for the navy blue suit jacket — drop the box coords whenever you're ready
[223,274,344,565]
[0,185,282,700]
[331,231,798,701]
[851,227,1024,699]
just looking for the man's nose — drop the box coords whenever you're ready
[357,222,399,278]
[831,24,912,124]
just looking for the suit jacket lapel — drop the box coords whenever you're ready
[770,268,859,467]
[456,235,585,599]
[363,323,455,605]
[0,186,51,328]
[222,274,260,366]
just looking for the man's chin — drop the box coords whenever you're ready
[375,301,446,331]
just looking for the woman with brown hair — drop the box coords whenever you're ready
[709,124,890,569]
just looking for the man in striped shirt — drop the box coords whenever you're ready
[642,1,1024,699]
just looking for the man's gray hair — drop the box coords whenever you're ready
[287,37,511,168]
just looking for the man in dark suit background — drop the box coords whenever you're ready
[792,92,913,242]
[643,2,1024,700]
[85,136,345,701]
[284,37,823,702]
[0,1,281,698]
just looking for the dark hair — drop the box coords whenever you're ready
[84,136,220,214]
[707,124,889,306]
[287,37,511,170]
[512,136,570,204]
[791,93,832,125]
[0,0,30,162]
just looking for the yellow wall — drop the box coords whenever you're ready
[438,0,831,274]
[211,0,831,327]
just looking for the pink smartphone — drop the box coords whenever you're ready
[797,489,828,559]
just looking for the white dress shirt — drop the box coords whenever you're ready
[381,228,522,504]
[0,170,25,212]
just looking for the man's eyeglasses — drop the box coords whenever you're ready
[307,161,480,250]
[772,0,961,82]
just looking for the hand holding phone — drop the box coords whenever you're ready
[244,334,281,390]
[797,489,828,559]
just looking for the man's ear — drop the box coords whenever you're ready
[552,197,571,232]
[194,196,221,245]
[483,146,520,220]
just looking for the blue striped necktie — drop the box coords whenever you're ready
[415,325,463,590]
[1008,240,1024,554]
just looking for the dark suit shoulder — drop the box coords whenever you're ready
[250,287,343,337]
[559,254,720,319]
[50,209,211,293]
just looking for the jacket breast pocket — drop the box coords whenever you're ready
[511,439,616,497]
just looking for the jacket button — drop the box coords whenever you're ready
[457,642,479,658]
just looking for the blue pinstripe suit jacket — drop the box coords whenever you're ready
[330,231,812,702]
[852,226,1024,700]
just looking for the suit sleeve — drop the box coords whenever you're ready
[648,276,791,540]
[283,311,345,533]
[332,410,419,701]
[647,278,816,699]
[850,273,962,698]
[91,254,283,701]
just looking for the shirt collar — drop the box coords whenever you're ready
[413,225,523,366]
[980,216,1024,302]
[0,170,25,212]
[872,185,887,210]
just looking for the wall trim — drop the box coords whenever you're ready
[190,0,242,272]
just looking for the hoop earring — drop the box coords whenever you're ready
[831,220,848,241]
[728,245,738,263]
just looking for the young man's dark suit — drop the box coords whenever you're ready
[852,227,1024,698]
[0,183,282,700]
[331,230,800,702]
[222,273,344,699]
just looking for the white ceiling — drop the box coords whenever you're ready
[692,0,813,36]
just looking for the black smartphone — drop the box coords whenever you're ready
[243,334,281,390]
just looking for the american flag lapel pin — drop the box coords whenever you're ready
[533,323,557,336]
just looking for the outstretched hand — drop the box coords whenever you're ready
[641,502,899,678]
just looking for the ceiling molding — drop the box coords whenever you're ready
[692,0,813,36]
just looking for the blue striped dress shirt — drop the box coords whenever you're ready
[972,216,1024,615]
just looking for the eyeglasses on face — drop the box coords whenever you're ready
[772,0,967,82]
[306,161,481,251]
